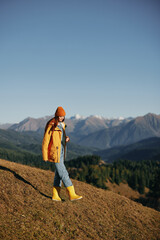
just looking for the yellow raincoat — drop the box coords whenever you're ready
[42,118,66,163]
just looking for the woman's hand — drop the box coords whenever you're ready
[66,136,70,142]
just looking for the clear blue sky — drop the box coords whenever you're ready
[0,0,160,123]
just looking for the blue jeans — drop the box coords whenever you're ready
[53,145,72,188]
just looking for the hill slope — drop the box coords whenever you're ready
[94,137,160,162]
[0,159,160,240]
[0,129,95,160]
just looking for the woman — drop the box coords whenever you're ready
[42,106,82,201]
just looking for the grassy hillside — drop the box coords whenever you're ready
[0,159,160,240]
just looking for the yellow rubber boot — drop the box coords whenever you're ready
[52,186,61,201]
[66,185,82,201]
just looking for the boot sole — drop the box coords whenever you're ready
[71,196,83,201]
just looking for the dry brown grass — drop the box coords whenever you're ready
[0,159,160,240]
[106,180,149,200]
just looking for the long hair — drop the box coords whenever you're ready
[44,116,65,134]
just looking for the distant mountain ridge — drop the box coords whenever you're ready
[2,113,160,150]
[9,116,50,134]
[8,114,132,135]
[0,123,12,129]
[78,113,160,149]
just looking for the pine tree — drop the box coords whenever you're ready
[149,168,160,198]
[138,171,145,194]
[115,168,120,185]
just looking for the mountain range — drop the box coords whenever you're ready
[78,113,160,149]
[8,114,132,135]
[6,113,160,149]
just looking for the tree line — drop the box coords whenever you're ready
[65,155,160,197]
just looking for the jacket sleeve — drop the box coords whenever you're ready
[42,125,51,161]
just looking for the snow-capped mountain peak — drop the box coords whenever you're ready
[90,115,104,120]
[70,114,86,120]
[118,117,124,120]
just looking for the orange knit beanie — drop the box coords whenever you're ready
[55,106,66,117]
